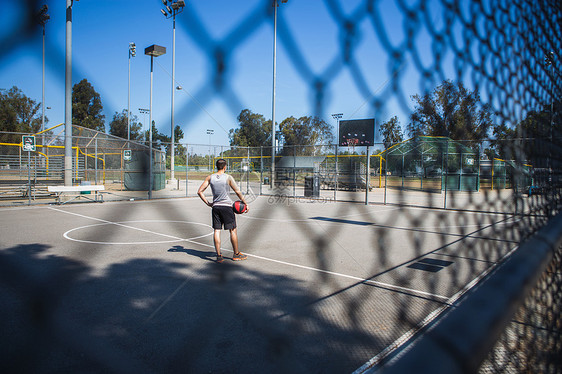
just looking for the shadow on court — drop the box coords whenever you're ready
[0,242,387,373]
[168,245,216,261]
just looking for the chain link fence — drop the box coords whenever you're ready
[1,0,561,373]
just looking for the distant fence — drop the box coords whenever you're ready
[0,132,537,209]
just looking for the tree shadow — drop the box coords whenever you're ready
[0,242,389,373]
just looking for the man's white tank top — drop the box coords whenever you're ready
[210,173,234,207]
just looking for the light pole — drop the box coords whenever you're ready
[161,0,186,183]
[35,4,50,171]
[145,44,167,199]
[271,0,288,188]
[331,113,343,140]
[139,108,150,141]
[64,0,75,186]
[36,5,49,145]
[128,42,136,141]
[207,129,214,171]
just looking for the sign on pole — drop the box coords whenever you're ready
[22,135,36,152]
[124,149,132,161]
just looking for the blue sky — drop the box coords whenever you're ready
[0,0,466,146]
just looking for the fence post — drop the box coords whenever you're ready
[334,144,338,201]
[384,152,387,204]
[444,139,449,209]
[293,145,296,197]
[95,138,98,185]
[185,145,189,197]
[260,146,263,196]
[365,146,370,205]
[402,151,404,189]
[27,150,31,205]
[420,150,424,190]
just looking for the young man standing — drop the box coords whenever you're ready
[198,159,249,263]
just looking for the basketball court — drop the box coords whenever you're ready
[0,195,520,372]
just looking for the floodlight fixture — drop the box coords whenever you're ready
[37,4,50,26]
[144,44,166,57]
[172,0,185,10]
[176,86,182,90]
[161,0,185,19]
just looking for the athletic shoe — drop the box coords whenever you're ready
[232,252,247,261]
[216,255,224,263]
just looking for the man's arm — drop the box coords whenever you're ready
[228,176,250,212]
[198,176,213,207]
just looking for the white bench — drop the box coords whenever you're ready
[47,185,105,204]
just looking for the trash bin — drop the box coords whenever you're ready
[304,175,320,197]
[80,180,91,195]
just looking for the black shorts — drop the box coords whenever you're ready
[212,205,236,230]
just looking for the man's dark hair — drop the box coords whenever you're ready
[216,159,227,170]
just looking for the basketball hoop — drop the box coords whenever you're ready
[346,138,359,152]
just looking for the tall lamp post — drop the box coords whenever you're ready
[145,45,167,199]
[128,42,136,141]
[139,108,150,136]
[331,113,343,140]
[161,0,186,183]
[36,5,50,146]
[64,0,76,186]
[271,0,288,188]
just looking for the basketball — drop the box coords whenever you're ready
[233,200,247,214]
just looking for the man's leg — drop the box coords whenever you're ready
[230,228,239,253]
[230,228,247,260]
[214,229,222,257]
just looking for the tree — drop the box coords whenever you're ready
[143,121,168,150]
[0,86,44,145]
[501,108,556,167]
[108,109,143,141]
[279,116,334,155]
[229,109,271,148]
[72,79,105,132]
[407,80,492,144]
[486,122,516,160]
[379,116,404,149]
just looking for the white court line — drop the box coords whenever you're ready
[50,206,450,303]
[50,207,212,246]
[64,220,213,245]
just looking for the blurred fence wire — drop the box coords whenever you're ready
[1,0,561,373]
